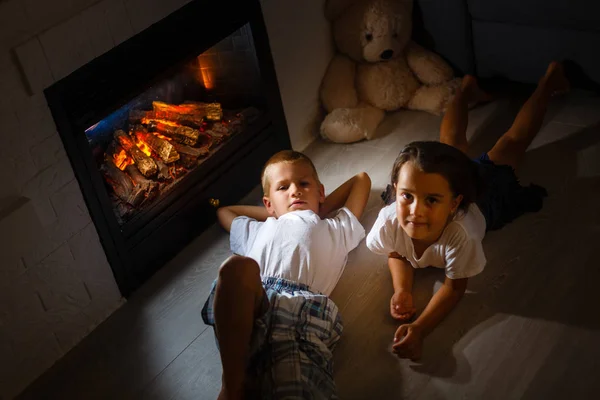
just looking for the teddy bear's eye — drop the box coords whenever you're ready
[365,33,373,42]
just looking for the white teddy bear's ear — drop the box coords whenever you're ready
[325,0,362,20]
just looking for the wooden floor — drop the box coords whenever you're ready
[19,89,600,399]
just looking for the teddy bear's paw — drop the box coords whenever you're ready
[321,109,369,143]
[321,106,384,143]
[407,85,451,116]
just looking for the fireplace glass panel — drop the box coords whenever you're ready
[83,23,266,225]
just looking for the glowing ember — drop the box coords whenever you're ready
[114,149,134,170]
[134,136,153,157]
[154,132,172,141]
[153,102,202,114]
[141,117,181,128]
[152,101,222,121]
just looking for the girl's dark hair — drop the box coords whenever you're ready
[382,141,484,214]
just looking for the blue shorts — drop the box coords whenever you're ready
[201,276,343,399]
[473,153,547,231]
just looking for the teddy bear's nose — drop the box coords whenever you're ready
[380,50,394,60]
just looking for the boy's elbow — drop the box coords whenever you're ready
[216,207,233,231]
[216,206,227,220]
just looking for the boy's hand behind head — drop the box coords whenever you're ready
[262,161,325,218]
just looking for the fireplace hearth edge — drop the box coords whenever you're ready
[44,0,291,297]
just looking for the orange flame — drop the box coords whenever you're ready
[114,149,134,170]
[195,56,214,90]
[153,102,202,114]
[154,132,171,141]
[200,68,214,90]
[134,136,152,157]
[142,117,183,128]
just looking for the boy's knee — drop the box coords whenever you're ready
[218,255,260,283]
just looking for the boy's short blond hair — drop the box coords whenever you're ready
[261,150,320,194]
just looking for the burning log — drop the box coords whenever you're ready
[147,121,201,146]
[102,144,159,207]
[199,120,235,146]
[226,118,245,135]
[114,130,157,177]
[169,164,187,179]
[183,101,223,121]
[198,130,215,149]
[178,153,199,169]
[124,164,159,204]
[155,159,172,181]
[204,131,224,142]
[110,143,134,171]
[101,156,146,207]
[130,110,205,129]
[132,129,180,163]
[170,141,210,158]
[211,122,231,136]
[153,101,222,121]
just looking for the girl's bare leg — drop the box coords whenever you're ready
[440,75,493,154]
[487,61,570,170]
[214,255,266,400]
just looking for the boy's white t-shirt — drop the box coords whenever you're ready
[230,207,365,296]
[366,203,487,279]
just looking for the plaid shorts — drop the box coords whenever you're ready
[201,276,344,399]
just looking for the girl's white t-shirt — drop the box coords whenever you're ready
[366,203,487,279]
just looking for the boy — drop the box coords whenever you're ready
[201,150,371,399]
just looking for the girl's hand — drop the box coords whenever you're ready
[390,291,416,321]
[392,323,424,361]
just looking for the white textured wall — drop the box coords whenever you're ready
[261,0,334,150]
[0,0,192,397]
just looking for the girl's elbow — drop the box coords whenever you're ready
[454,283,468,301]
[445,277,468,298]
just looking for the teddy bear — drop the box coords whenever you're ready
[320,0,460,143]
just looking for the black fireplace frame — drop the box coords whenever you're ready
[44,0,291,297]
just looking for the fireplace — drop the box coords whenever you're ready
[44,0,290,297]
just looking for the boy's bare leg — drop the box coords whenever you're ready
[487,61,570,170]
[440,75,493,154]
[213,255,266,400]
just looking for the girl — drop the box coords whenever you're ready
[366,61,570,361]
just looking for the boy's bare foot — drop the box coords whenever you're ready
[461,75,494,105]
[543,61,571,96]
